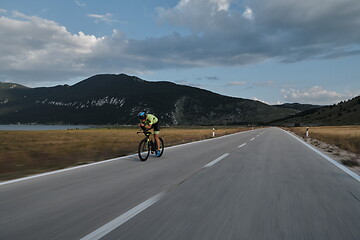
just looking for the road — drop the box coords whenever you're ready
[1,128,360,240]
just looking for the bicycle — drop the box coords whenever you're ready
[137,131,164,161]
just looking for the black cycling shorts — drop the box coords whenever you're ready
[152,121,160,133]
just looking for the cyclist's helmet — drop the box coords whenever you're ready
[138,111,146,120]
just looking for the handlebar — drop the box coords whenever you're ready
[137,131,152,136]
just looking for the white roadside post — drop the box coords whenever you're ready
[306,127,309,138]
[212,128,216,137]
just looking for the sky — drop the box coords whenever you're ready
[0,0,360,105]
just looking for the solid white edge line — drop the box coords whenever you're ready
[80,192,165,240]
[238,143,247,148]
[204,153,230,168]
[283,129,360,183]
[0,129,263,186]
[0,154,138,186]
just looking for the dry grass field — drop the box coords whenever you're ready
[286,126,360,154]
[0,127,251,181]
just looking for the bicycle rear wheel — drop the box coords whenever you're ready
[138,139,150,161]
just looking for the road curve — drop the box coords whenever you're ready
[1,127,359,240]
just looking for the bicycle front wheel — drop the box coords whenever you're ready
[157,137,165,157]
[138,139,150,161]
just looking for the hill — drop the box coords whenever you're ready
[0,74,296,125]
[273,103,322,112]
[0,82,28,90]
[270,96,360,126]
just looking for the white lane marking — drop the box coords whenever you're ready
[80,192,165,240]
[0,154,137,186]
[250,137,255,141]
[238,143,247,148]
[204,153,230,168]
[283,130,360,183]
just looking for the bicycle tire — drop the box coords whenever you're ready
[157,137,165,157]
[138,139,150,161]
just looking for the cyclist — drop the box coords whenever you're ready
[138,112,161,157]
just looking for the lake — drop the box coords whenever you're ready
[0,125,90,131]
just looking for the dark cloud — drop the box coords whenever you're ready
[157,0,360,62]
[205,76,219,80]
[1,0,360,84]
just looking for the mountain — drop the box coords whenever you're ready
[0,74,297,125]
[270,96,360,126]
[0,82,28,90]
[273,103,322,112]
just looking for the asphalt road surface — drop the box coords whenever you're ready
[1,128,360,240]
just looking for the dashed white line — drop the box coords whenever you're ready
[238,143,247,148]
[80,192,166,240]
[250,137,255,141]
[204,153,230,168]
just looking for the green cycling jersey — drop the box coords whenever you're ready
[139,114,158,126]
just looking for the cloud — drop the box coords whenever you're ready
[253,97,269,104]
[0,12,107,84]
[174,80,202,88]
[87,13,119,24]
[157,0,235,33]
[253,81,273,86]
[1,0,360,85]
[0,9,7,14]
[157,0,360,62]
[226,81,246,86]
[280,86,357,104]
[197,76,220,81]
[75,0,86,7]
[205,76,219,80]
[242,7,254,20]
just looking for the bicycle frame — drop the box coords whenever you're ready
[137,131,156,151]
